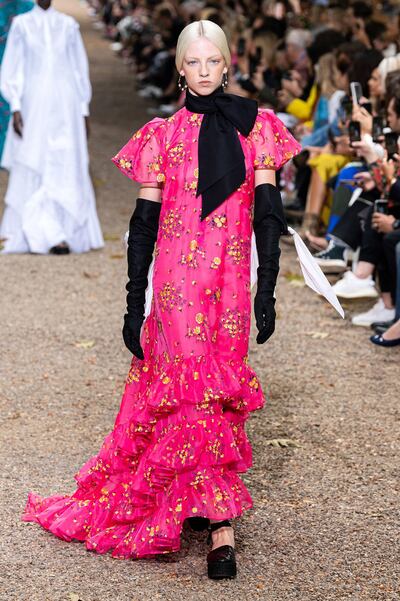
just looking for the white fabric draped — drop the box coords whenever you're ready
[0,5,103,254]
[250,229,344,318]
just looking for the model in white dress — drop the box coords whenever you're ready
[0,1,104,254]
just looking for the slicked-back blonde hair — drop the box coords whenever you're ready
[175,20,231,72]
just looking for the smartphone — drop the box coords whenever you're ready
[237,37,245,57]
[360,101,373,114]
[349,120,361,143]
[384,131,399,159]
[350,81,363,105]
[342,99,353,118]
[374,199,388,214]
[372,116,384,142]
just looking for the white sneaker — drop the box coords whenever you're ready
[351,299,396,327]
[332,271,378,299]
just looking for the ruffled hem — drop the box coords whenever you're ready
[22,354,265,559]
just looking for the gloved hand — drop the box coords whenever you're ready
[123,313,145,360]
[253,183,288,344]
[254,295,276,344]
[123,198,161,359]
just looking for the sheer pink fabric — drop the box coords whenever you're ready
[22,107,301,558]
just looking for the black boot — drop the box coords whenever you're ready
[206,520,237,580]
[123,198,161,359]
[253,183,288,344]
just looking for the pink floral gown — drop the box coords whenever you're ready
[22,107,301,558]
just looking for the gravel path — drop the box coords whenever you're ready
[0,2,398,600]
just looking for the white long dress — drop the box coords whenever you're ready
[0,5,104,254]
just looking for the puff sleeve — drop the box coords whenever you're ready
[250,109,301,171]
[112,117,167,185]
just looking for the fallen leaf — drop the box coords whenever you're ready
[83,271,99,279]
[265,438,301,448]
[306,331,329,339]
[110,253,125,259]
[8,411,21,420]
[283,271,304,282]
[104,233,121,242]
[68,594,83,601]
[75,340,95,349]
[284,271,305,286]
[290,279,306,287]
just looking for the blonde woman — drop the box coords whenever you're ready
[23,20,300,579]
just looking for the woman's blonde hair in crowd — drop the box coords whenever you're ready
[175,20,231,72]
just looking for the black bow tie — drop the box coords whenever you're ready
[185,87,258,220]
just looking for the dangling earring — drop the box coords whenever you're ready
[178,74,187,91]
[222,73,228,88]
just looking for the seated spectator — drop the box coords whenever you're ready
[325,90,400,327]
[371,240,400,346]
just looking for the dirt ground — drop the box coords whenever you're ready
[0,2,399,600]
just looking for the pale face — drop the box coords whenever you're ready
[180,37,227,96]
[387,98,400,133]
[368,68,383,99]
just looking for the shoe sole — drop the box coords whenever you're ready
[370,337,400,347]
[353,316,395,327]
[334,289,379,299]
[207,561,237,579]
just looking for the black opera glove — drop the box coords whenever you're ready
[123,198,161,359]
[253,183,288,344]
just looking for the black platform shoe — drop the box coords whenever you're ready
[187,517,210,532]
[206,520,237,580]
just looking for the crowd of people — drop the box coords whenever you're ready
[86,0,400,348]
